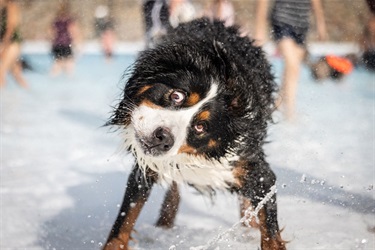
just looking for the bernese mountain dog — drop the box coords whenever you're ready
[104,18,286,250]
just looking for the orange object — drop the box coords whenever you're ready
[325,55,353,74]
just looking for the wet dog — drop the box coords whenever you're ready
[104,18,285,250]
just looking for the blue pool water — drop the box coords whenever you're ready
[1,53,374,249]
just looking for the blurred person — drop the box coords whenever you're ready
[142,0,194,48]
[361,1,375,71]
[362,18,375,71]
[0,0,28,88]
[142,0,171,48]
[169,0,196,28]
[49,1,80,76]
[255,0,327,121]
[367,0,375,14]
[206,0,235,27]
[94,5,116,62]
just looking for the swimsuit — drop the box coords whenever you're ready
[51,17,73,59]
[270,0,311,45]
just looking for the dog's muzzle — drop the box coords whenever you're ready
[139,127,175,156]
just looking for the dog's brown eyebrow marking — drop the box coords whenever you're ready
[185,92,200,106]
[208,139,217,148]
[140,99,161,109]
[178,144,198,154]
[137,85,153,96]
[197,110,210,121]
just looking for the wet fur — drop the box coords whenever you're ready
[104,18,285,250]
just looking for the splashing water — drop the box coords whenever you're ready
[187,185,277,250]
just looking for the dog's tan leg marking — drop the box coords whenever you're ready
[232,159,248,188]
[232,161,286,250]
[155,181,180,228]
[239,195,259,228]
[103,198,147,250]
[259,208,287,250]
[234,163,260,227]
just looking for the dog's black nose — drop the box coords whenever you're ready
[151,127,174,153]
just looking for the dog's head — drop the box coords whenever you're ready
[108,19,275,186]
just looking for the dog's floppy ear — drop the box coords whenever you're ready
[213,40,246,115]
[213,40,231,79]
[105,99,132,127]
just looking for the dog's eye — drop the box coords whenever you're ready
[170,90,185,105]
[194,122,207,134]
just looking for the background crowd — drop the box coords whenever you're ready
[1,0,374,121]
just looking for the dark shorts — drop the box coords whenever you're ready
[362,50,375,71]
[271,23,308,45]
[52,45,73,60]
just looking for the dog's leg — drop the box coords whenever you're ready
[155,181,180,228]
[104,166,156,250]
[234,160,286,250]
[239,195,259,228]
[258,200,286,250]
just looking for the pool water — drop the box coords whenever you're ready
[1,53,374,250]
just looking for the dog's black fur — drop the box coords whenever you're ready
[104,18,285,250]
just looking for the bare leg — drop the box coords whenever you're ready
[11,61,28,88]
[0,43,21,88]
[102,30,115,62]
[64,58,75,75]
[277,38,305,121]
[50,59,63,76]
